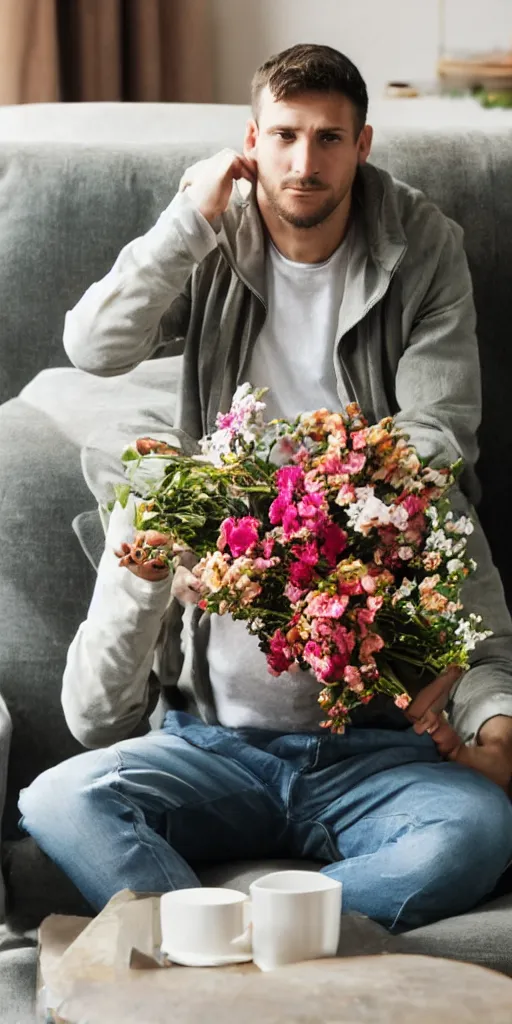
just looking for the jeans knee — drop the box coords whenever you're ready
[394,775,512,929]
[19,747,119,841]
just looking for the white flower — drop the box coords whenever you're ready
[426,506,439,526]
[446,558,465,574]
[398,546,414,561]
[455,614,492,651]
[199,428,234,466]
[389,505,409,530]
[446,515,474,537]
[347,491,397,534]
[398,578,417,597]
[425,529,454,555]
[425,503,438,528]
[422,467,449,487]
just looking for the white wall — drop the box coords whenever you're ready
[210,0,512,104]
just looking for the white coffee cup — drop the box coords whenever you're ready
[249,870,342,972]
[160,887,252,967]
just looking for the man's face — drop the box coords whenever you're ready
[245,87,372,229]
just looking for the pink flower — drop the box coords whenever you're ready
[356,606,379,635]
[289,560,315,588]
[218,516,260,557]
[401,495,424,517]
[269,493,291,525]
[394,693,411,710]
[285,582,305,604]
[360,632,385,662]
[305,593,349,618]
[351,429,368,451]
[330,624,356,658]
[335,483,356,506]
[262,537,275,558]
[367,594,384,613]
[304,471,325,493]
[344,665,364,692]
[303,643,335,682]
[320,523,347,566]
[297,492,325,519]
[267,630,293,676]
[317,453,344,475]
[339,451,367,475]
[282,505,301,538]
[252,556,279,572]
[361,574,376,594]
[276,465,304,497]
[337,578,364,597]
[291,540,319,566]
[216,411,235,430]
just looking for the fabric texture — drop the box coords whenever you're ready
[3,838,512,974]
[247,233,350,419]
[0,696,12,922]
[0,358,181,838]
[19,715,512,931]
[61,164,512,745]
[0,0,212,104]
[2,126,512,991]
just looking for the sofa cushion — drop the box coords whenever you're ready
[4,838,512,976]
[0,141,215,405]
[394,893,512,976]
[0,359,183,837]
[19,357,182,450]
[0,943,36,1024]
[0,399,93,838]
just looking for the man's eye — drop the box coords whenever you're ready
[321,134,342,143]
[276,132,295,141]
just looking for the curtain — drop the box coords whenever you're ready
[0,0,213,104]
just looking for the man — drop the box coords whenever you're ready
[19,44,512,932]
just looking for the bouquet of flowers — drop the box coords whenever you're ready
[112,384,491,733]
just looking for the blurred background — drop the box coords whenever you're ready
[0,0,510,108]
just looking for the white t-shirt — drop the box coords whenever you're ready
[247,236,349,420]
[208,234,351,730]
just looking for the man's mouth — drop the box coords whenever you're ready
[285,185,325,193]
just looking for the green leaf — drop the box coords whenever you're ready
[121,447,141,463]
[113,483,132,509]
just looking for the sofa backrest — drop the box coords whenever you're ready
[1,129,510,581]
[0,129,511,833]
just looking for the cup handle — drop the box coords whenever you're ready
[230,899,252,953]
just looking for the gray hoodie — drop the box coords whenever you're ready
[62,163,512,749]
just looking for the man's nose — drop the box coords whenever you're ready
[292,142,318,180]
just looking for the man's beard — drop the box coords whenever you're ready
[258,173,346,229]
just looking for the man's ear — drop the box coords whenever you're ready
[243,117,259,162]
[357,124,373,166]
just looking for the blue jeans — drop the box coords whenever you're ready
[18,712,512,931]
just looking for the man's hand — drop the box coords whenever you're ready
[405,668,512,792]
[170,550,201,607]
[114,530,171,583]
[179,148,256,224]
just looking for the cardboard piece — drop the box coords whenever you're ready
[37,889,258,1023]
[37,891,512,1024]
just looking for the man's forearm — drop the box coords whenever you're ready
[478,715,512,752]
[63,190,217,377]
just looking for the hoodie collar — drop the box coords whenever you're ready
[217,163,408,303]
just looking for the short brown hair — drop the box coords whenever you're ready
[251,43,368,137]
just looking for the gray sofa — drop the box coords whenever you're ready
[1,104,512,1020]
